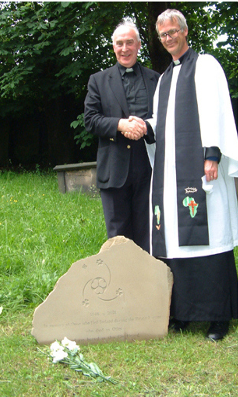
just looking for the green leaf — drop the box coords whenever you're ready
[70,120,80,129]
[88,362,104,376]
[59,47,74,56]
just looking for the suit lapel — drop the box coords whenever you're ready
[108,65,129,117]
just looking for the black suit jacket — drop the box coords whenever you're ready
[84,63,160,189]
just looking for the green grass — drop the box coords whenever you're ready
[0,170,238,396]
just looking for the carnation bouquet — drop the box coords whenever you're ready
[48,337,117,384]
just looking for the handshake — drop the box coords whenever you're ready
[118,116,147,141]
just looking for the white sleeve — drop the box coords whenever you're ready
[146,77,162,135]
[195,54,238,176]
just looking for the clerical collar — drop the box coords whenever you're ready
[118,62,138,76]
[173,48,190,66]
[173,59,180,66]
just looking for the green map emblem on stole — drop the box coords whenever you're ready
[154,205,161,230]
[183,196,198,218]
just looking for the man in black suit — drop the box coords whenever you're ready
[84,18,160,252]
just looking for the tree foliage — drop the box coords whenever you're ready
[176,1,237,98]
[0,2,236,107]
[0,1,123,116]
[209,2,237,98]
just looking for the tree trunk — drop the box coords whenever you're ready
[0,118,10,167]
[147,2,172,74]
[43,96,76,166]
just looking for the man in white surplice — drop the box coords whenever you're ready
[141,9,238,341]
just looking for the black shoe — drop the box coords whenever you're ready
[169,318,189,332]
[206,321,229,341]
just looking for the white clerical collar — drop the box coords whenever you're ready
[125,67,134,72]
[173,48,191,66]
[173,59,180,66]
[118,62,138,76]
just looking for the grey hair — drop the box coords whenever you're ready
[112,17,140,44]
[156,9,188,34]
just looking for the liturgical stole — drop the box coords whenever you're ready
[152,48,209,258]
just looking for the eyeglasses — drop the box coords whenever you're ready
[158,29,181,41]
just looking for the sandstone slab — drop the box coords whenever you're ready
[32,236,173,345]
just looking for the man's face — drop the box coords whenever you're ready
[113,27,141,68]
[158,18,188,60]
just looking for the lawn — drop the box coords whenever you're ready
[0,170,238,396]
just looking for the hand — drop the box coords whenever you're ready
[204,160,218,182]
[118,117,147,140]
[128,115,147,138]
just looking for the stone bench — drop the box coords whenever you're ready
[53,162,98,195]
[53,162,238,198]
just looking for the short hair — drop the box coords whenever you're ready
[112,18,140,44]
[156,9,188,34]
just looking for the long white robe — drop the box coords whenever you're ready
[147,54,238,259]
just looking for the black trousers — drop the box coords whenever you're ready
[100,141,151,252]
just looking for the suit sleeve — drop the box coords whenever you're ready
[84,74,120,141]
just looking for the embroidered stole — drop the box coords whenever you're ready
[152,49,209,258]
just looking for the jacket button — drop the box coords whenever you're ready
[127,145,131,149]
[110,138,114,141]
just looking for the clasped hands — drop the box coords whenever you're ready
[118,116,147,140]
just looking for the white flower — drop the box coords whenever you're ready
[61,337,80,352]
[0,307,3,315]
[50,341,62,353]
[47,338,116,384]
[51,349,68,363]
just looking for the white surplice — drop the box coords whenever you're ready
[147,54,238,258]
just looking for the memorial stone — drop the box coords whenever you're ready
[32,236,173,345]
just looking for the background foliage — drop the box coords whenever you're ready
[0,1,237,167]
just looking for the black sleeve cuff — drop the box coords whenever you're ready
[144,121,156,144]
[205,146,221,164]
